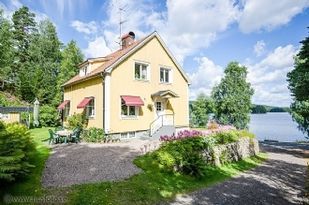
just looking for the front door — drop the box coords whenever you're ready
[155,101,164,118]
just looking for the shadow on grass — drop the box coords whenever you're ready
[67,153,266,205]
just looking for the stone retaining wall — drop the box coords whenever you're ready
[205,138,259,166]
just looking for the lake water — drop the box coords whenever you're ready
[249,112,307,142]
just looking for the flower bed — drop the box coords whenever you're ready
[160,125,236,142]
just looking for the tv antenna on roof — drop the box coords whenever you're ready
[117,2,127,48]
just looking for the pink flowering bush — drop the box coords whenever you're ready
[160,125,236,142]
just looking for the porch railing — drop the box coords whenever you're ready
[149,114,174,136]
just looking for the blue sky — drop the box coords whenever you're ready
[1,0,308,106]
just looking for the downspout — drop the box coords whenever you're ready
[101,72,105,131]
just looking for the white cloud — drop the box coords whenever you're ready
[189,57,224,99]
[83,36,112,58]
[39,0,88,19]
[188,45,298,106]
[238,0,309,33]
[253,40,266,57]
[71,20,98,35]
[0,0,48,23]
[72,0,240,63]
[246,44,298,106]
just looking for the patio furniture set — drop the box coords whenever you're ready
[48,127,82,144]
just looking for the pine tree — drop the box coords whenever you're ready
[30,20,62,105]
[212,62,254,129]
[12,6,37,101]
[0,10,14,89]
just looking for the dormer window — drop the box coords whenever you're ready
[79,65,88,77]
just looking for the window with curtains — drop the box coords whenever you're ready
[86,98,95,118]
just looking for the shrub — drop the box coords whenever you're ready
[154,137,207,177]
[67,113,87,129]
[39,105,61,127]
[234,130,255,139]
[0,122,35,182]
[211,131,239,144]
[82,127,105,143]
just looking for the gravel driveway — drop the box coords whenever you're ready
[168,142,309,205]
[42,139,160,187]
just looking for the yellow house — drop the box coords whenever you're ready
[60,31,190,139]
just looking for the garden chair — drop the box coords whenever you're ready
[54,126,64,132]
[48,129,59,144]
[71,128,82,143]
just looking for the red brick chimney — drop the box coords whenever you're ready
[121,31,135,49]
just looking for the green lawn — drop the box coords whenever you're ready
[1,127,267,204]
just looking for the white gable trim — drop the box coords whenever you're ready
[105,31,190,84]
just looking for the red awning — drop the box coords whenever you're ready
[57,100,70,110]
[121,95,144,106]
[77,97,93,109]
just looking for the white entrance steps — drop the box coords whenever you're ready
[151,125,175,139]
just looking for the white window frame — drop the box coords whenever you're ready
[64,103,70,118]
[160,67,172,83]
[156,101,163,112]
[86,98,95,118]
[120,132,136,139]
[79,65,88,77]
[0,113,9,120]
[121,99,138,119]
[134,61,150,81]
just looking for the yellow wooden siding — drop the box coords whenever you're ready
[1,113,20,123]
[109,36,189,133]
[63,77,103,128]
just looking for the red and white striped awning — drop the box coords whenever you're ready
[121,95,144,106]
[57,100,70,110]
[77,97,93,109]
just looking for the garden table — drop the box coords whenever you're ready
[56,130,73,144]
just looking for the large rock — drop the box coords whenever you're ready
[205,138,259,166]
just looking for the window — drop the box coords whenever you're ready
[121,100,137,117]
[120,132,136,139]
[156,102,162,112]
[0,113,9,120]
[79,65,88,76]
[135,62,148,80]
[160,68,171,83]
[64,103,70,118]
[129,132,135,138]
[86,98,95,118]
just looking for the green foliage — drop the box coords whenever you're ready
[0,122,35,182]
[212,62,254,129]
[269,107,286,112]
[29,20,62,106]
[0,10,14,87]
[190,93,214,127]
[56,40,84,102]
[287,28,309,137]
[251,105,267,114]
[39,105,60,127]
[12,6,37,101]
[67,113,87,129]
[211,131,239,144]
[154,137,207,177]
[82,127,105,143]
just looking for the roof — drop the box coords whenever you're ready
[151,90,179,98]
[0,106,33,113]
[63,31,189,87]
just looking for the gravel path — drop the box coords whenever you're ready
[168,142,309,205]
[42,139,160,187]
